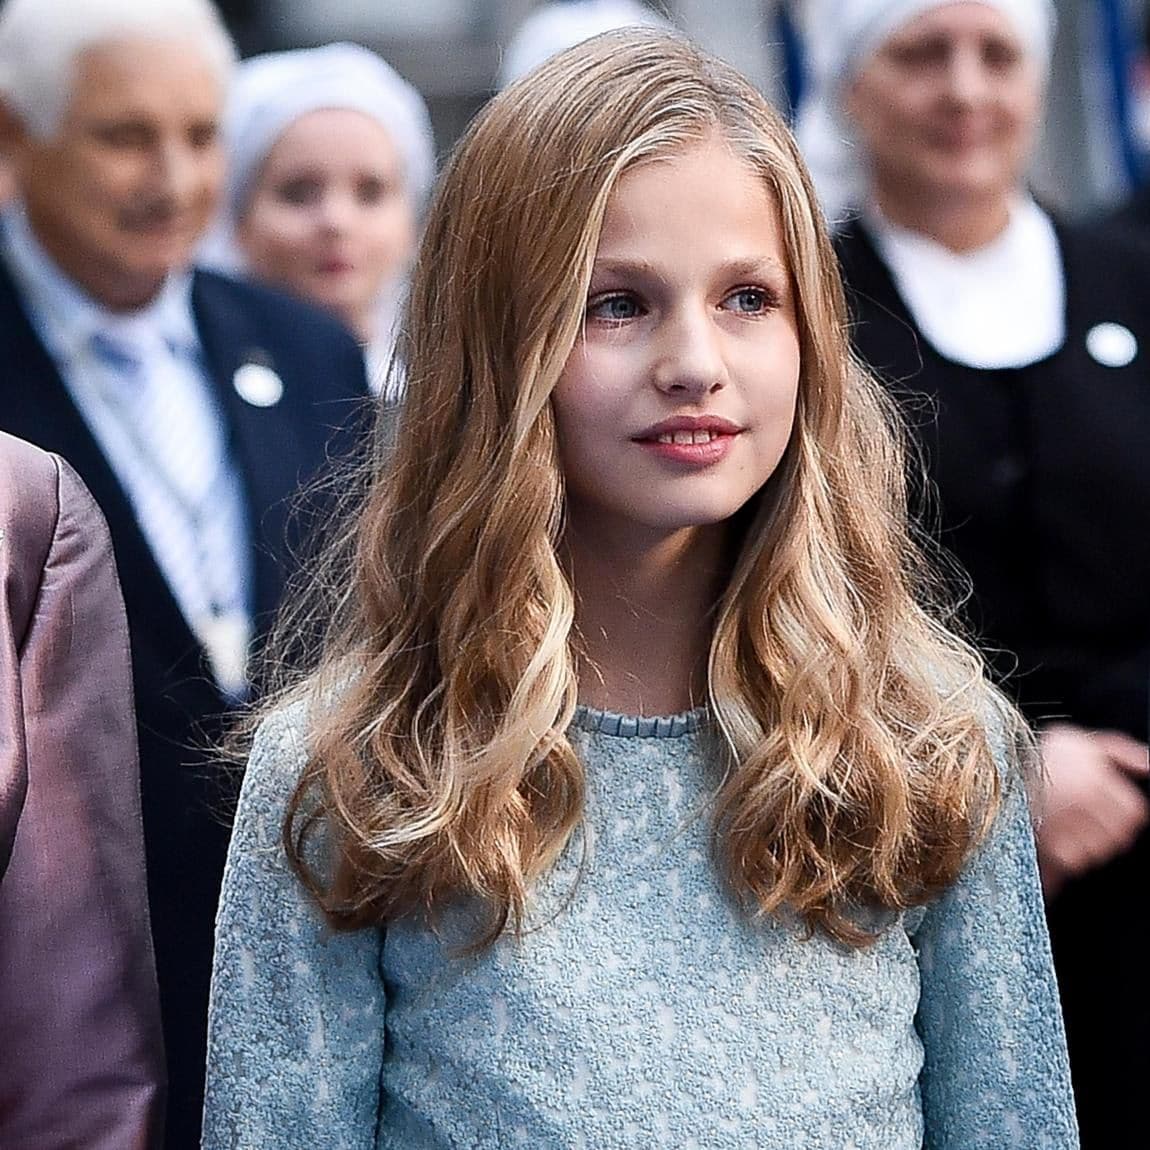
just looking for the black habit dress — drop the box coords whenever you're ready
[837,217,1149,1150]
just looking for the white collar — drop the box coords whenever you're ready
[863,196,1065,370]
[1,202,200,367]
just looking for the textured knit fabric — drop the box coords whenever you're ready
[203,701,1078,1149]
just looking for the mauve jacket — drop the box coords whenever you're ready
[0,430,164,1147]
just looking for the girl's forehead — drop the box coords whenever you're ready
[607,138,772,207]
[586,143,794,289]
[599,143,782,238]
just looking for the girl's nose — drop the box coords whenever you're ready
[652,306,726,396]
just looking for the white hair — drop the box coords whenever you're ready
[0,0,237,138]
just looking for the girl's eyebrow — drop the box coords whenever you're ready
[589,255,790,284]
[717,255,790,284]
[588,256,662,283]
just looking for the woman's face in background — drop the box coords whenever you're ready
[237,108,416,340]
[844,3,1043,209]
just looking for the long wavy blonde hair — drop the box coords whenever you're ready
[277,30,1021,948]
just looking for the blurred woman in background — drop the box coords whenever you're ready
[203,42,435,400]
[798,2,1149,1144]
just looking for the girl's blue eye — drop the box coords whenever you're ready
[724,287,773,314]
[589,294,640,321]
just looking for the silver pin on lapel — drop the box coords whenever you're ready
[233,362,284,407]
[1086,322,1138,368]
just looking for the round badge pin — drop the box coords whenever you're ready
[1085,322,1137,369]
[233,362,284,407]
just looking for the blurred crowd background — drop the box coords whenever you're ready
[215,0,1150,217]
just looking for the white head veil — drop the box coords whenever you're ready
[201,41,435,275]
[498,0,672,88]
[795,0,1056,221]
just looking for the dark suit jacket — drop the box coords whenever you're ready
[0,259,370,1150]
[0,431,165,1148]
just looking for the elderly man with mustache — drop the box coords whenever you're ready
[0,2,370,1146]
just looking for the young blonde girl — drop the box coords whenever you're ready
[202,30,1077,1149]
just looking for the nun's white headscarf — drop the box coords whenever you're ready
[498,0,672,88]
[201,41,435,274]
[796,0,1057,222]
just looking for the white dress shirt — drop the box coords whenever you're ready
[1,205,253,696]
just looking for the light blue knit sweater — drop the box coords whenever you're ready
[202,702,1078,1149]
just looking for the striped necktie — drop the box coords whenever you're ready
[87,325,251,697]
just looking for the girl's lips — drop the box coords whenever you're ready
[635,414,744,440]
[636,429,738,467]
